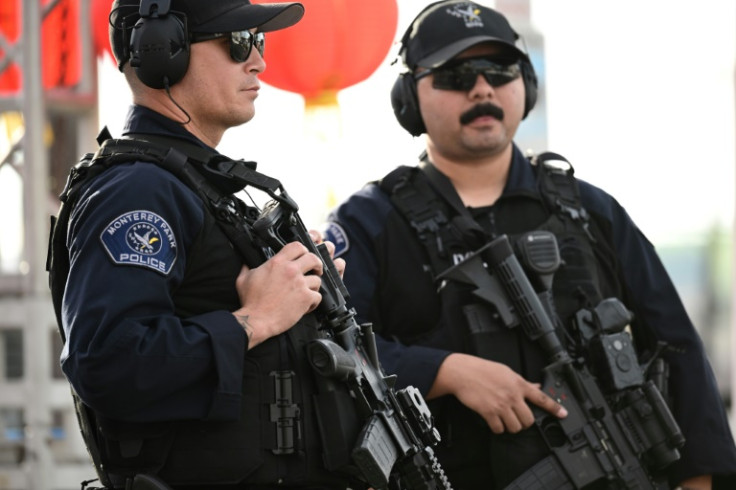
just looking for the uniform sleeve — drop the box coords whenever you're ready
[582,182,736,482]
[326,184,452,396]
[61,162,246,423]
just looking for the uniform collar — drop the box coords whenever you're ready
[121,105,214,152]
[502,144,538,195]
[419,143,537,198]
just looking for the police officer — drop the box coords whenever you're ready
[55,0,359,488]
[325,1,736,489]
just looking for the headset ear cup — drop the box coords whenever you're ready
[521,60,538,119]
[391,73,425,137]
[129,14,190,89]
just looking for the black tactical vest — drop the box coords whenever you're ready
[380,153,624,368]
[47,133,361,488]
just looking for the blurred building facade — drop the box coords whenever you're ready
[1,0,98,488]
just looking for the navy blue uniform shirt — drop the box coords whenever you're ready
[326,144,736,483]
[61,105,246,422]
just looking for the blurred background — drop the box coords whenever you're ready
[0,0,734,488]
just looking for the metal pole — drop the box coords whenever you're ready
[21,0,53,487]
[732,19,736,435]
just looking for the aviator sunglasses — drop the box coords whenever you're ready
[415,57,522,91]
[190,30,265,63]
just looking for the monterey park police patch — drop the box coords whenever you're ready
[324,222,349,258]
[100,210,177,274]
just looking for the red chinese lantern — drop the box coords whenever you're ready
[0,0,82,94]
[0,0,21,93]
[43,0,82,88]
[253,0,398,106]
[92,0,115,63]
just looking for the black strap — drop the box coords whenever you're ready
[381,165,453,274]
[382,151,598,286]
[125,132,286,200]
[381,159,495,278]
[532,152,596,243]
[416,151,592,246]
[418,159,472,222]
[126,133,217,163]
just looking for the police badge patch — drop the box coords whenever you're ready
[324,222,349,258]
[100,210,177,274]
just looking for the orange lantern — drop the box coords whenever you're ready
[253,0,398,106]
[0,0,82,94]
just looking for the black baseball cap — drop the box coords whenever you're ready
[109,0,304,69]
[400,0,528,69]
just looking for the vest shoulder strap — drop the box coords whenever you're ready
[379,166,457,275]
[380,153,599,280]
[48,130,274,339]
[531,151,596,243]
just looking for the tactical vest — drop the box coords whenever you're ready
[47,131,361,489]
[378,154,628,483]
[380,153,624,368]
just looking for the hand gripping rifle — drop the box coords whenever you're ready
[438,231,684,490]
[251,193,452,490]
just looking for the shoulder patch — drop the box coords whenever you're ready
[99,210,177,275]
[324,222,349,258]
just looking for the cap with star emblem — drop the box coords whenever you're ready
[399,0,528,69]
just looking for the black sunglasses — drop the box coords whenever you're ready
[190,30,265,63]
[415,57,522,91]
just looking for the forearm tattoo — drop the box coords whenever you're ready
[235,314,254,347]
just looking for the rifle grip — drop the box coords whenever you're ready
[316,243,350,301]
[307,339,357,381]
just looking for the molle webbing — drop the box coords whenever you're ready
[532,152,595,243]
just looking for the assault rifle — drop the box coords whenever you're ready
[438,231,684,490]
[252,194,452,490]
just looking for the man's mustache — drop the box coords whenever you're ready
[459,103,505,125]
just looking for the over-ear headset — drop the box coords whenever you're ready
[390,2,538,137]
[127,0,190,89]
